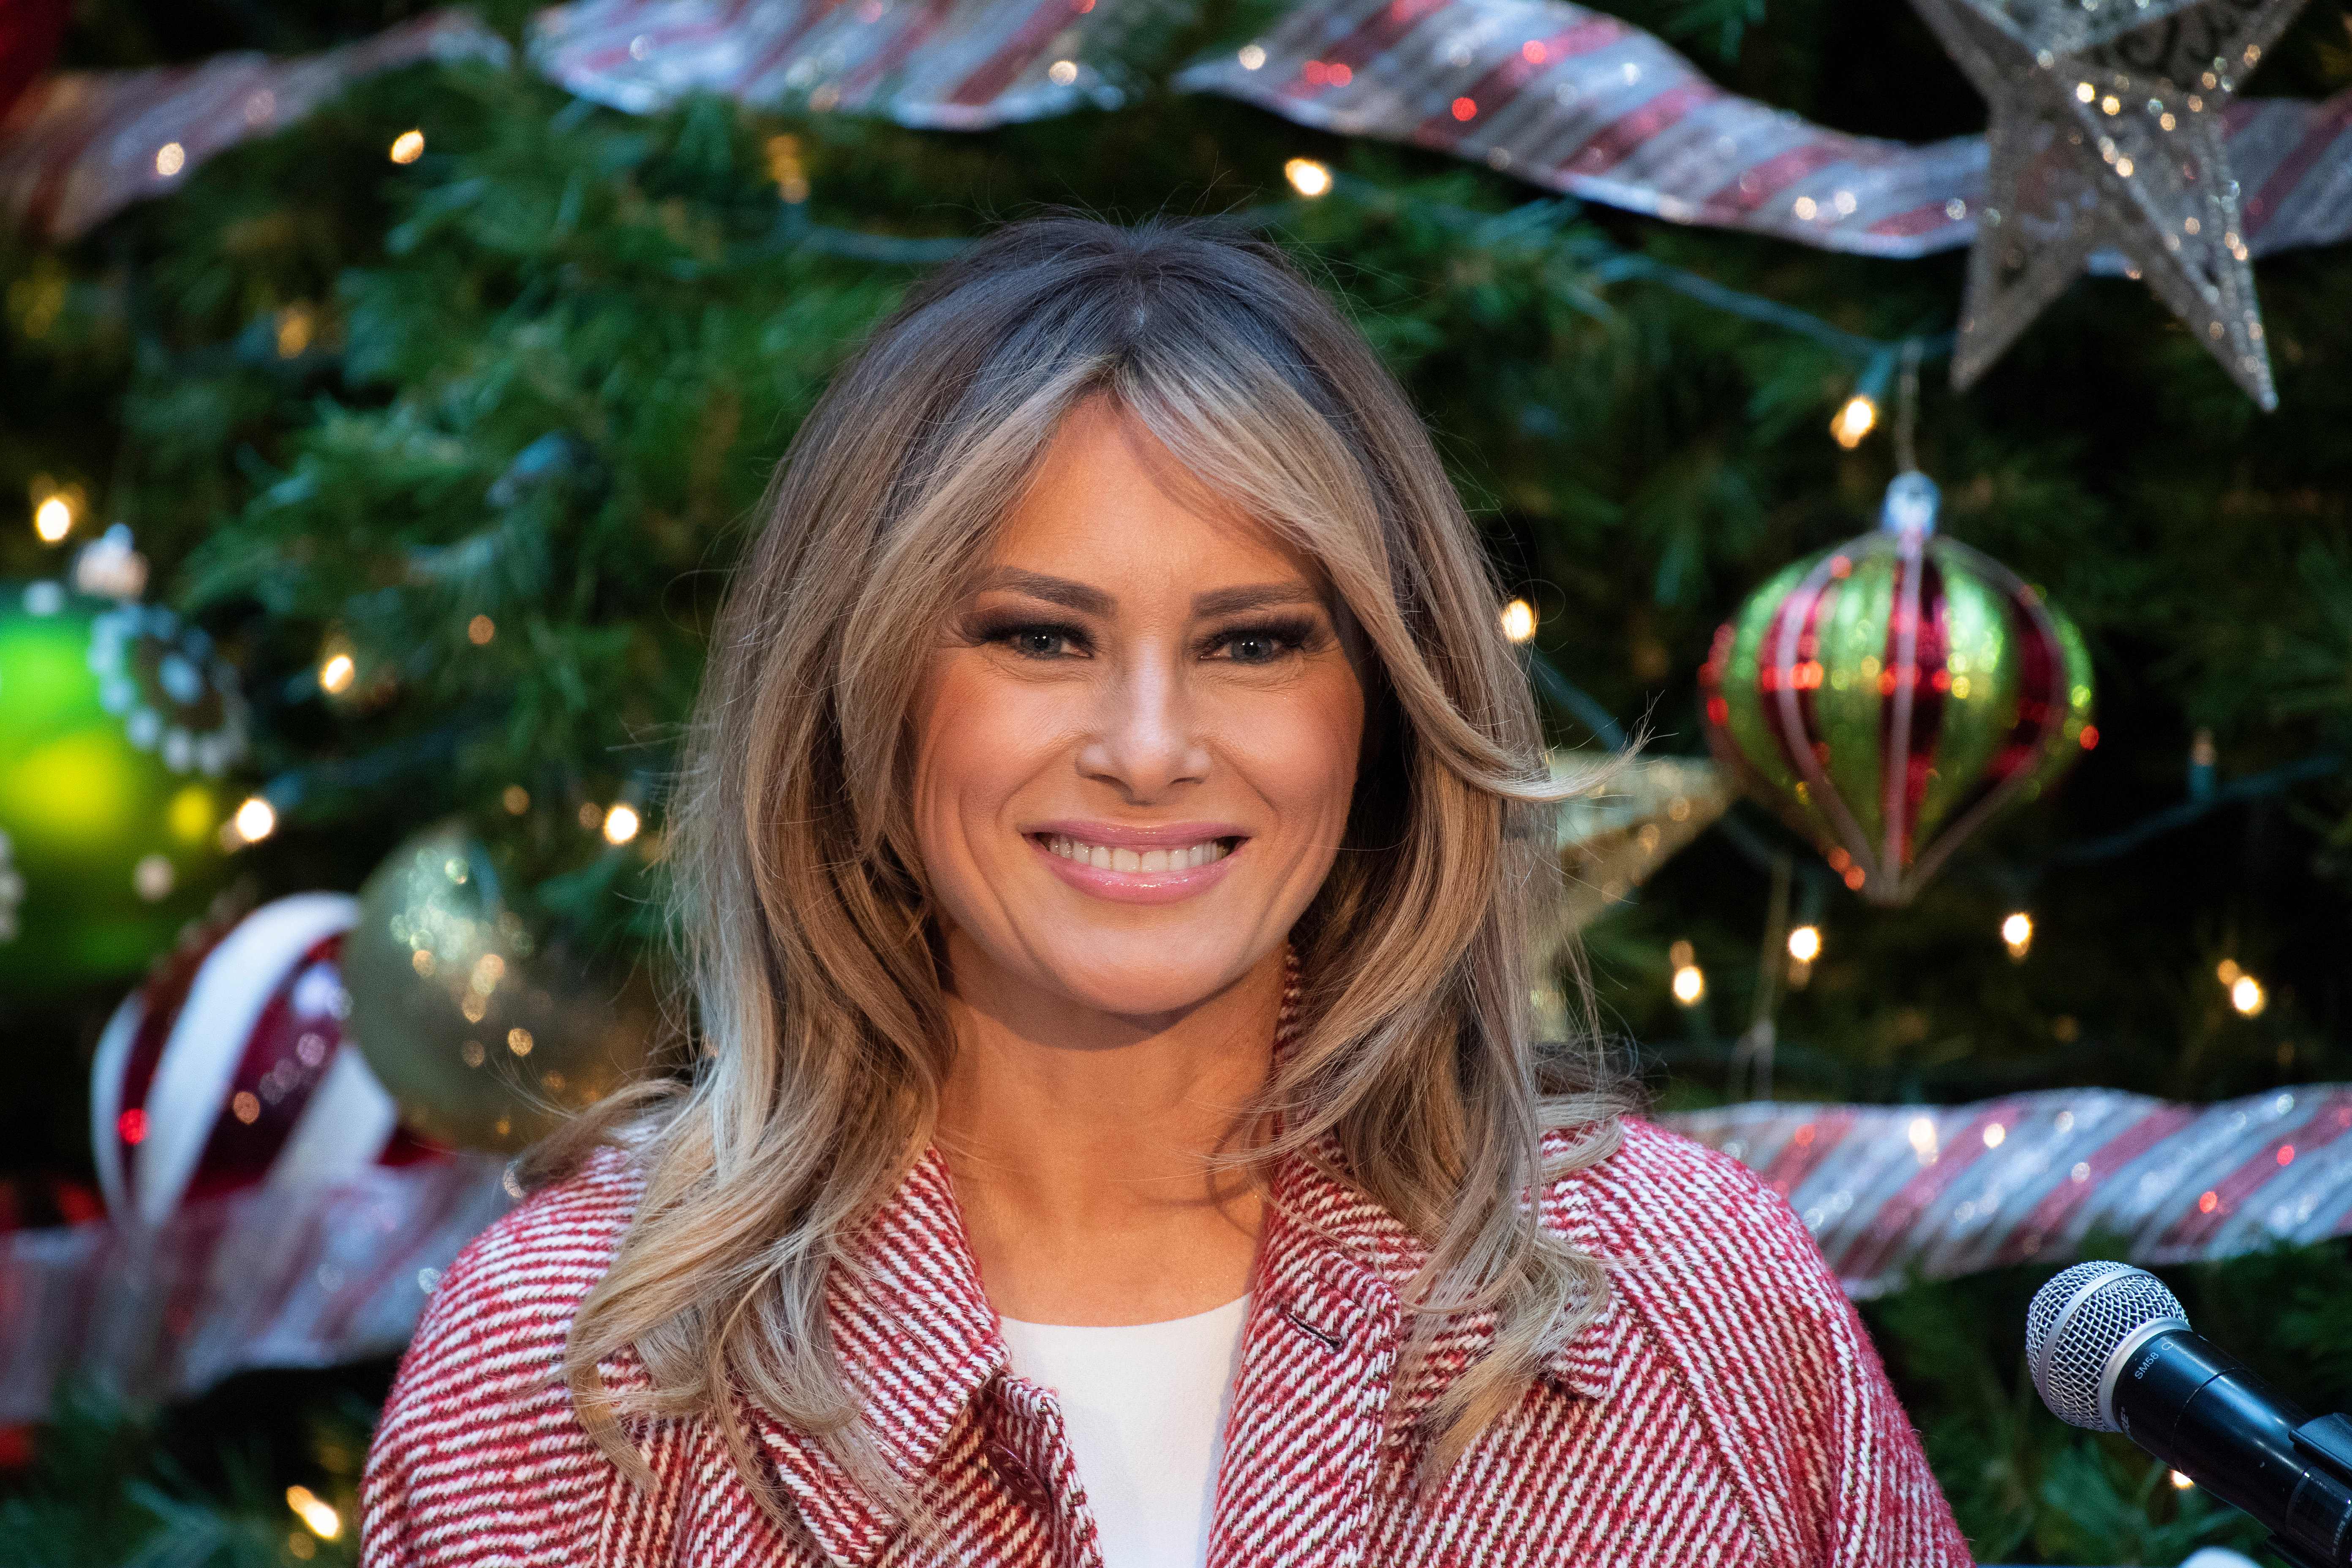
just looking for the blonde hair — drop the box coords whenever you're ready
[550,215,1628,1516]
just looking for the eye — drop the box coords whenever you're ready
[983,619,1090,659]
[1205,617,1318,666]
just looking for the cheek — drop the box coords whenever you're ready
[910,655,1055,859]
[1244,666,1366,848]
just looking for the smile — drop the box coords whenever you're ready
[1024,823,1247,905]
[1038,834,1235,872]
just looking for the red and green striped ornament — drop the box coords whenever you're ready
[1699,474,2096,907]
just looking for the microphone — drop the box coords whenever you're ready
[2026,1260,2352,1568]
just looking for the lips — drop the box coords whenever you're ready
[1024,820,1247,906]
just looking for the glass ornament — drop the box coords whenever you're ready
[1699,474,2093,906]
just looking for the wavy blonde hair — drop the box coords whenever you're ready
[549,215,1628,1518]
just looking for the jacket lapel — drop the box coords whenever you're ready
[1206,1150,1403,1568]
[748,1146,1011,1568]
[1207,1133,1625,1566]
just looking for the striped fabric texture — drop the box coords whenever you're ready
[363,1115,1972,1565]
[1173,0,2352,264]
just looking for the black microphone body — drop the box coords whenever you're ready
[2110,1328,2352,1568]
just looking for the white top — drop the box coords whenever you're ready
[996,1297,1249,1568]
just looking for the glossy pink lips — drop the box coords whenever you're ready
[1027,823,1244,906]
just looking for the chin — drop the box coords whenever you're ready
[1026,929,1267,1022]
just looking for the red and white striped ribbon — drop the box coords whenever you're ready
[0,11,508,242]
[1174,0,2352,261]
[1664,1084,2352,1298]
[529,0,1135,130]
[0,1152,512,1423]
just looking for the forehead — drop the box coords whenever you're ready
[981,397,1322,592]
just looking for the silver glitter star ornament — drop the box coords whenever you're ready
[1907,0,2309,408]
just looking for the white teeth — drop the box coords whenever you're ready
[1042,835,1232,872]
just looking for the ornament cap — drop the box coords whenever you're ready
[1878,471,1941,538]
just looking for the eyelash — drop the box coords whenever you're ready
[977,616,1321,665]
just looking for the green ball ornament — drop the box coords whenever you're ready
[0,583,248,994]
[342,822,659,1151]
[1698,475,2096,906]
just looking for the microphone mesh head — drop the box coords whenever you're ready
[2027,1261,2187,1431]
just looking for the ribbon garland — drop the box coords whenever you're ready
[1177,0,2352,261]
[0,1152,512,1424]
[0,11,509,243]
[5,0,2348,268]
[1667,1084,2352,1298]
[5,1083,2346,1418]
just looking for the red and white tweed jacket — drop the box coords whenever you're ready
[362,1119,1974,1567]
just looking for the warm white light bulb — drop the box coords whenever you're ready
[319,652,355,694]
[32,494,71,543]
[2230,974,2267,1017]
[1283,158,1333,199]
[1499,598,1537,643]
[2001,910,2034,959]
[1786,924,1822,964]
[389,129,425,164]
[1830,394,1878,449]
[286,1485,342,1540]
[233,796,278,844]
[1671,965,1705,1006]
[603,803,642,845]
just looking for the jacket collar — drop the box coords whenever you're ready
[1258,1131,1628,1427]
[746,1131,1625,1564]
[748,1143,1007,1565]
[742,949,1622,1563]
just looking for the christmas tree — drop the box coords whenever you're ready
[4,0,2351,1559]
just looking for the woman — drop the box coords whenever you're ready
[362,218,1971,1568]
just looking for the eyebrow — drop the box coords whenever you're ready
[976,569,1323,620]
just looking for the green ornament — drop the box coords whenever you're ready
[0,583,247,994]
[342,822,658,1151]
[1698,475,2095,906]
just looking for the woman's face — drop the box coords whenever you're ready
[912,397,1368,1025]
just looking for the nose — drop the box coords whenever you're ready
[1075,650,1211,801]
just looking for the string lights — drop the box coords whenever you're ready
[1499,597,1537,643]
[30,482,79,544]
[2218,960,2268,1018]
[2001,910,2034,961]
[1283,157,1332,198]
[765,134,811,204]
[1786,922,1821,988]
[285,1485,341,1540]
[389,128,425,164]
[231,796,278,846]
[275,303,315,357]
[1669,940,1706,1005]
[602,803,642,846]
[1829,393,1877,449]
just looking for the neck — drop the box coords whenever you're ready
[935,941,1284,1213]
[932,939,1286,1323]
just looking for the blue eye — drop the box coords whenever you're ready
[983,620,1088,658]
[1208,617,1317,664]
